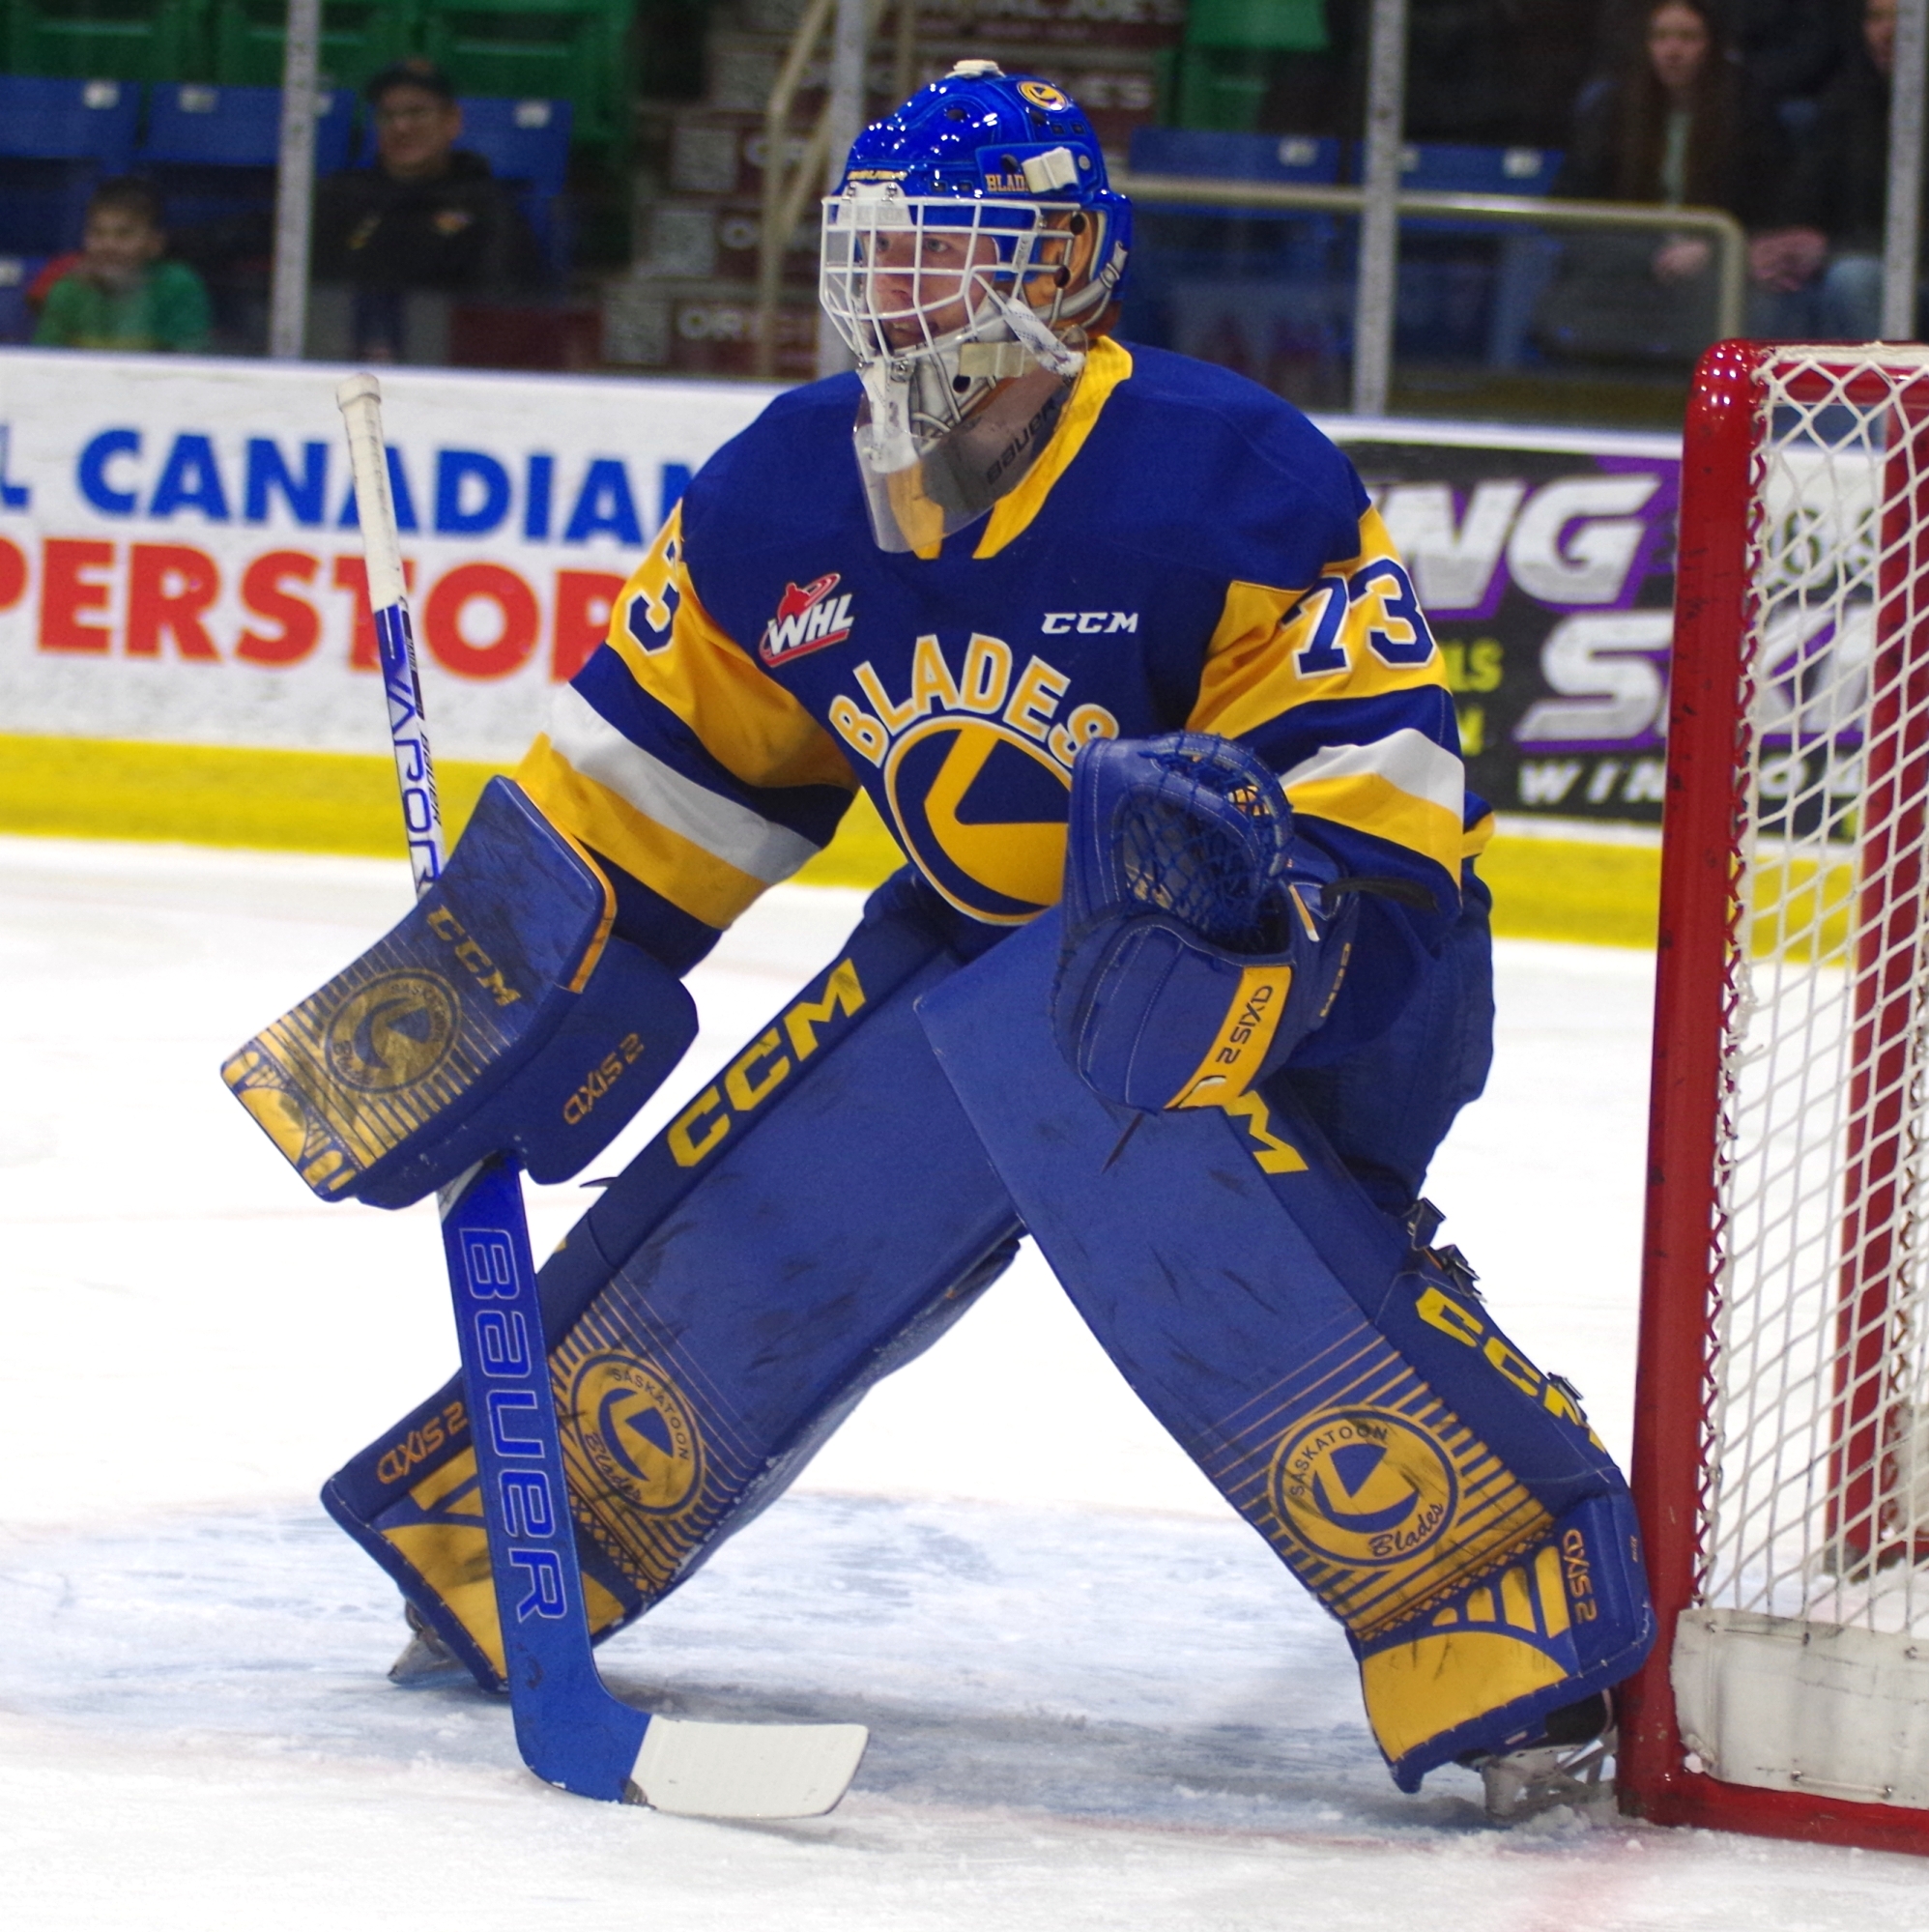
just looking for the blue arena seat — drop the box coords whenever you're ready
[1400,141,1562,198]
[132,87,357,357]
[1121,126,1349,410]
[458,96,571,273]
[0,76,143,255]
[0,255,51,344]
[138,83,356,174]
[0,74,141,168]
[1389,143,1568,369]
[447,95,573,198]
[1128,127,1341,186]
[133,84,356,274]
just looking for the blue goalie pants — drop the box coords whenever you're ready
[325,866,1649,1788]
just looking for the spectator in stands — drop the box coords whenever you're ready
[1537,0,1786,360]
[1601,0,1848,133]
[311,59,548,363]
[1749,0,1905,338]
[34,177,210,354]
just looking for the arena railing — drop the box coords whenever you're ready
[1113,172,1749,396]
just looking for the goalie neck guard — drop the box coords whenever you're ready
[821,61,1131,553]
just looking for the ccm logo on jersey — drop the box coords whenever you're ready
[761,573,855,665]
[1043,611,1137,634]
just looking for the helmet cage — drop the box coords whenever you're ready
[821,187,1104,418]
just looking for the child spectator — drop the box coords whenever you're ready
[34,178,211,354]
[1537,0,1787,361]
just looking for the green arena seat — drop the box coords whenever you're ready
[210,0,418,92]
[5,0,210,85]
[417,0,633,146]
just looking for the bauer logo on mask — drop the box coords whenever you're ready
[570,1356,704,1516]
[1269,1407,1458,1569]
[323,970,462,1093]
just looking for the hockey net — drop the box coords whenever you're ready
[1623,341,1929,1852]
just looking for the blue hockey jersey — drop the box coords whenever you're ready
[514,339,1490,1024]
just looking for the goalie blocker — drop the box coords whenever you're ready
[222,777,699,1209]
[324,735,1650,1795]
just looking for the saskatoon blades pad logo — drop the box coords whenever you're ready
[570,1355,704,1517]
[324,970,460,1093]
[1268,1406,1458,1569]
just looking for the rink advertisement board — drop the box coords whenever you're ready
[0,348,1679,832]
[0,349,778,765]
[1332,424,1681,830]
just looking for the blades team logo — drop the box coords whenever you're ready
[884,715,1071,922]
[569,1355,704,1517]
[1268,1407,1458,1569]
[760,573,855,666]
[823,634,1120,925]
[324,970,460,1092]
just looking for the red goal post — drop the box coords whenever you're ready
[1622,340,1929,1853]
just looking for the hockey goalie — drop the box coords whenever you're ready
[226,63,1653,1819]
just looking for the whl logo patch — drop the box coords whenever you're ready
[761,572,854,665]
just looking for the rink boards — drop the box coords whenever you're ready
[0,346,1674,939]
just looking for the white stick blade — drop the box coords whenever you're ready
[630,1718,868,1819]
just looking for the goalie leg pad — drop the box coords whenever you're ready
[1278,869,1494,1215]
[1352,1486,1650,1791]
[323,879,1022,1690]
[918,911,1653,1791]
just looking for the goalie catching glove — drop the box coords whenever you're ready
[1052,733,1359,1112]
[222,778,698,1209]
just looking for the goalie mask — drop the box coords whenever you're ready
[821,62,1131,553]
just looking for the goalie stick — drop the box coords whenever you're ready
[334,374,867,1816]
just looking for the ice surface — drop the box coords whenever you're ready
[2,835,1921,1927]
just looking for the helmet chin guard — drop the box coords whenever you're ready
[821,63,1131,553]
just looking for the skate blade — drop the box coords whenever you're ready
[388,1623,467,1688]
[1477,1727,1616,1825]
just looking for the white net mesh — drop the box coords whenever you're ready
[1703,345,1929,1636]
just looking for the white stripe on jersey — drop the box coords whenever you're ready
[544,683,822,885]
[1280,729,1464,815]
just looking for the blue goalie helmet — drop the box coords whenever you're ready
[821,61,1132,552]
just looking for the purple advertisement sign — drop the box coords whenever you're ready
[1334,430,1682,826]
